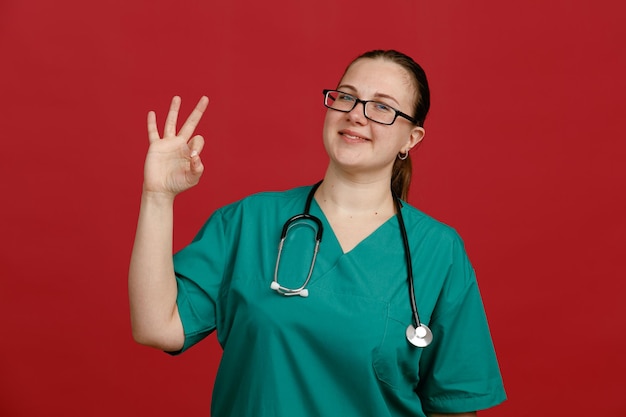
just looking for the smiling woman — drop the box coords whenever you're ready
[128,49,506,417]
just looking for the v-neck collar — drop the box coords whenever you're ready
[297,193,404,293]
[309,196,400,256]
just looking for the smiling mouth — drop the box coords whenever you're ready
[341,132,369,141]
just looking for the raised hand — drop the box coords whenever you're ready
[143,96,209,197]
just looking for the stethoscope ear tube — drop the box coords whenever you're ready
[272,182,324,298]
[279,214,323,241]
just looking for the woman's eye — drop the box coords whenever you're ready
[374,102,392,112]
[338,93,355,102]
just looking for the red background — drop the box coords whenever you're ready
[1,1,625,415]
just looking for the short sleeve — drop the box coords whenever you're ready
[417,235,506,413]
[171,209,229,353]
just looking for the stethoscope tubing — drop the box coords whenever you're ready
[393,196,422,330]
[393,196,433,347]
[271,181,432,347]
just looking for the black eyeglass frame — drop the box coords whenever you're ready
[322,89,417,126]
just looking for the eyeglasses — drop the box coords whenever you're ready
[323,89,416,126]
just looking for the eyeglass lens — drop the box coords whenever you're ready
[325,90,397,124]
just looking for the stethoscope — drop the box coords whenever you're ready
[270,182,433,348]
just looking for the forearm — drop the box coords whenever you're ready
[128,191,184,351]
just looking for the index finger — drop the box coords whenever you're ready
[178,96,209,141]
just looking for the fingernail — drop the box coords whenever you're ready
[190,150,198,157]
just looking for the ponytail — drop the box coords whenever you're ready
[391,155,412,201]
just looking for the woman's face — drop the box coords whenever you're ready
[322,58,425,178]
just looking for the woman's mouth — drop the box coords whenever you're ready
[340,131,370,142]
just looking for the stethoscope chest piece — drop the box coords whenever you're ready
[406,324,433,347]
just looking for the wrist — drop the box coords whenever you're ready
[141,189,176,206]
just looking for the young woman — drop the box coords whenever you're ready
[129,50,506,417]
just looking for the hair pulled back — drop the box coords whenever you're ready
[344,50,430,201]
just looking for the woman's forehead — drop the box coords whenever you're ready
[340,59,415,103]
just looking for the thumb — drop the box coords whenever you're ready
[189,152,204,178]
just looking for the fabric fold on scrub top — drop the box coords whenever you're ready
[172,185,506,417]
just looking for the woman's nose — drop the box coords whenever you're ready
[347,101,368,124]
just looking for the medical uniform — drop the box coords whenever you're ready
[172,185,506,416]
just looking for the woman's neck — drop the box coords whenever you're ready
[314,166,397,253]
[316,167,395,216]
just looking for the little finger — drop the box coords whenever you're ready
[147,111,161,143]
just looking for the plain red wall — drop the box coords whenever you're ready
[1,1,625,415]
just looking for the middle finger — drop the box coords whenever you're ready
[163,96,182,138]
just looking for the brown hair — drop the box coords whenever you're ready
[344,50,431,200]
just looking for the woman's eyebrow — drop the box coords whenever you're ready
[336,84,357,95]
[337,84,400,106]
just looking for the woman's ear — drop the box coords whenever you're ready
[406,126,425,151]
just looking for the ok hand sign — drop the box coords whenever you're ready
[143,96,209,197]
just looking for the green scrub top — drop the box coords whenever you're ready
[173,186,506,416]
